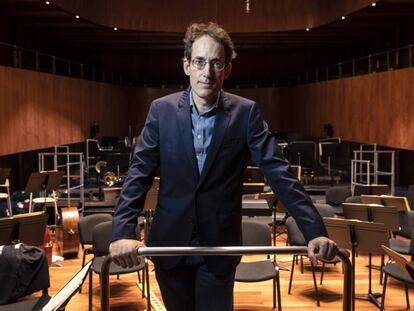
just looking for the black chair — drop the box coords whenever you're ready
[88,221,150,311]
[285,216,321,306]
[235,220,281,309]
[380,245,414,310]
[78,213,113,269]
[325,186,352,216]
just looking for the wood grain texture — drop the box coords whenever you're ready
[52,0,374,32]
[0,66,144,156]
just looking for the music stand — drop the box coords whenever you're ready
[381,196,411,212]
[352,221,389,308]
[342,203,370,221]
[360,195,383,205]
[323,217,358,311]
[0,168,12,216]
[25,171,64,225]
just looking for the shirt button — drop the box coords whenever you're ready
[197,135,201,139]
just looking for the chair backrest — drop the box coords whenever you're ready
[323,217,354,249]
[381,245,414,281]
[78,213,113,245]
[314,203,335,218]
[354,184,389,196]
[345,196,362,204]
[325,187,352,206]
[397,211,414,238]
[370,205,399,231]
[0,217,15,245]
[353,221,389,255]
[92,221,113,256]
[342,203,370,221]
[285,216,306,246]
[241,220,272,246]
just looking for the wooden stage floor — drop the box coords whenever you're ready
[40,233,412,310]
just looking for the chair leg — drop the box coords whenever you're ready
[310,262,320,307]
[320,262,325,285]
[276,273,282,311]
[273,277,276,308]
[88,269,93,311]
[145,262,151,311]
[79,251,88,294]
[300,256,304,274]
[405,283,410,309]
[380,274,388,311]
[380,255,384,285]
[288,255,296,294]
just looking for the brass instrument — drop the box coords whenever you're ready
[103,171,119,187]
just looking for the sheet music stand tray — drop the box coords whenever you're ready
[0,168,12,216]
[25,171,64,225]
[352,221,389,308]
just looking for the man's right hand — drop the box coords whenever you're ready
[109,239,144,268]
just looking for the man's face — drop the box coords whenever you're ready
[183,35,232,105]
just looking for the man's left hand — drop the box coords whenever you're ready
[307,236,338,266]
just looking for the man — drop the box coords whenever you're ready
[110,22,337,311]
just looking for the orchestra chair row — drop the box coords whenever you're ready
[0,211,48,246]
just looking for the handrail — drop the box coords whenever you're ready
[100,246,352,311]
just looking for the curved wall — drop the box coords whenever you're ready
[52,0,375,32]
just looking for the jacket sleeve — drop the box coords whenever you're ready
[246,102,328,242]
[111,101,160,241]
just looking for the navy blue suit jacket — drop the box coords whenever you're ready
[112,88,327,275]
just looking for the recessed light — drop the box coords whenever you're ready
[45,1,50,4]
[75,15,80,19]
[306,27,310,32]
[372,2,376,6]
[341,16,346,20]
[114,27,118,31]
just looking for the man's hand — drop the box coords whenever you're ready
[307,236,338,266]
[109,239,144,268]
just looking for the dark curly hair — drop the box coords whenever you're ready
[183,22,237,65]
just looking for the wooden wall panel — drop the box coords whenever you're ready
[129,67,414,151]
[2,64,414,157]
[0,66,144,156]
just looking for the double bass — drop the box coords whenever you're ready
[55,207,80,258]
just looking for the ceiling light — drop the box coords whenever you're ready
[372,2,376,6]
[113,27,118,31]
[75,15,80,19]
[45,1,50,4]
[341,16,346,20]
[306,27,310,32]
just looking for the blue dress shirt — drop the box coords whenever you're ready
[189,89,219,174]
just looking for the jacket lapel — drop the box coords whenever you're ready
[176,90,200,180]
[197,93,231,188]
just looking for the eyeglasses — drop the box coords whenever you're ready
[190,58,226,71]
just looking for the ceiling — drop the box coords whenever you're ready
[0,0,414,87]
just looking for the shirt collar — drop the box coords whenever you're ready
[189,87,220,116]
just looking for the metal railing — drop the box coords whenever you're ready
[100,246,352,311]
